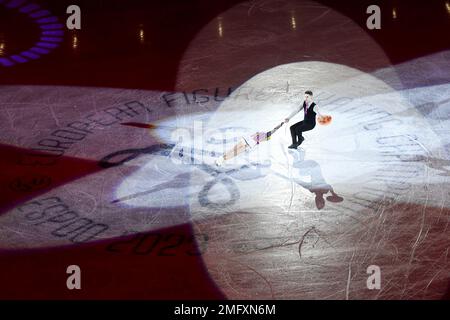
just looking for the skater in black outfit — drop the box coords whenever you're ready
[284,90,322,149]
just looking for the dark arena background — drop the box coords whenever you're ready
[1,0,450,303]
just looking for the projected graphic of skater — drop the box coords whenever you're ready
[285,90,330,149]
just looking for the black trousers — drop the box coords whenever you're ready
[290,121,315,144]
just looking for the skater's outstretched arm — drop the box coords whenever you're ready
[284,105,301,123]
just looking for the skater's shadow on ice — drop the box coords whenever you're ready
[105,143,342,211]
[289,149,344,210]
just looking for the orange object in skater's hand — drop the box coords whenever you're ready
[317,115,332,125]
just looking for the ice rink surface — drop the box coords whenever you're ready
[0,0,449,299]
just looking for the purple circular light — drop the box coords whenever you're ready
[0,0,64,67]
